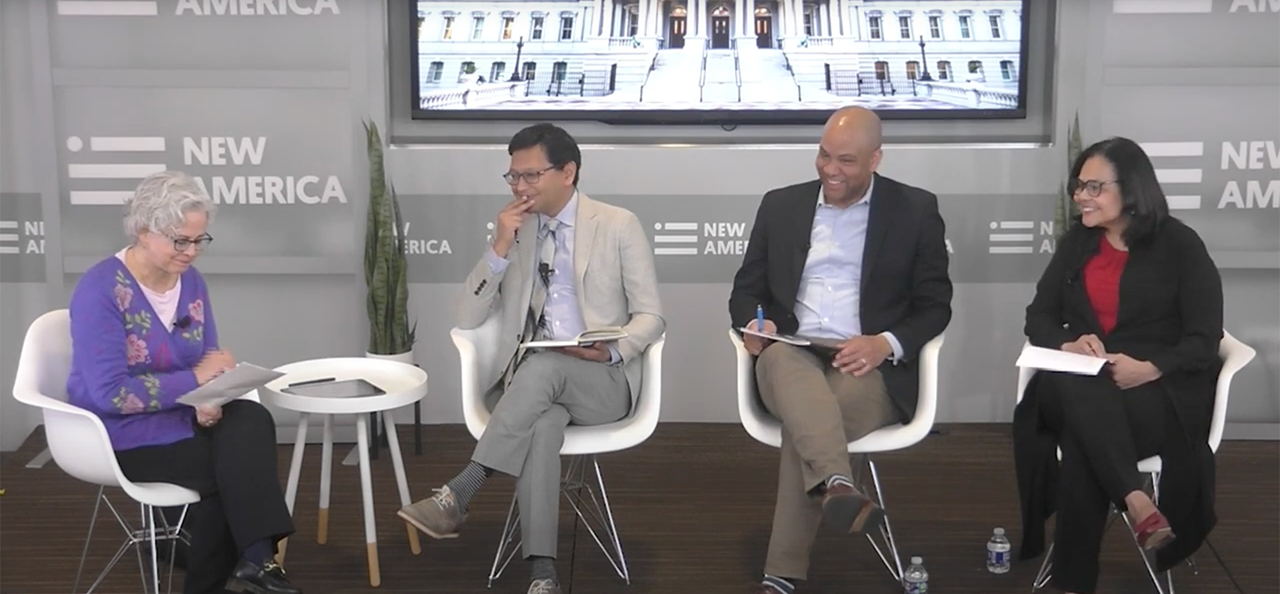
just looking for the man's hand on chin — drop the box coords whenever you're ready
[556,342,612,363]
[832,335,893,376]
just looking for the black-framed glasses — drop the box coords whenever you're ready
[1070,179,1118,197]
[502,166,555,185]
[168,234,213,252]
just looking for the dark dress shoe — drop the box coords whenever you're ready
[225,558,302,594]
[821,483,885,534]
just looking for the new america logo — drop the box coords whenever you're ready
[56,0,340,17]
[1141,140,1279,210]
[65,135,347,206]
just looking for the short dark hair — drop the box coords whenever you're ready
[508,123,581,185]
[1069,136,1170,248]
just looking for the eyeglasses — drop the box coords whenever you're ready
[167,234,213,252]
[502,166,556,185]
[1070,179,1118,197]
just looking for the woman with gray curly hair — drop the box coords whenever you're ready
[65,171,303,594]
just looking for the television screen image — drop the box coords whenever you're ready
[411,0,1030,124]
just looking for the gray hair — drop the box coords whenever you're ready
[123,171,217,240]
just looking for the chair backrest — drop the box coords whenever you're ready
[1014,330,1256,454]
[1210,330,1255,451]
[450,316,505,442]
[730,330,945,450]
[12,310,124,490]
[601,332,665,449]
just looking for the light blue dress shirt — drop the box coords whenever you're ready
[794,179,905,363]
[484,192,622,364]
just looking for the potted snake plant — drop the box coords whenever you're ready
[1053,111,1084,242]
[363,120,416,362]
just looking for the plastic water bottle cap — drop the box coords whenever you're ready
[911,556,923,564]
[994,527,1005,535]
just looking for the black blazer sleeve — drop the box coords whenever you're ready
[1149,226,1223,374]
[1024,227,1080,349]
[729,191,774,328]
[888,193,953,357]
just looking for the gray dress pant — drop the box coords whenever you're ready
[473,350,631,559]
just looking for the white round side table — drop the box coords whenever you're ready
[260,357,428,587]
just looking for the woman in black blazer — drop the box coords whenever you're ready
[1013,137,1224,594]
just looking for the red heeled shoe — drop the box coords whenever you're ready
[1133,509,1176,551]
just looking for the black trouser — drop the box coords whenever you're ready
[116,400,295,594]
[1038,371,1166,594]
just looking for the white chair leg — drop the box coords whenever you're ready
[83,495,137,594]
[147,504,162,594]
[488,493,522,587]
[354,415,381,587]
[381,410,422,555]
[73,486,106,594]
[1029,498,1140,591]
[318,414,333,545]
[561,455,631,584]
[860,458,905,583]
[1121,511,1174,594]
[1031,542,1054,592]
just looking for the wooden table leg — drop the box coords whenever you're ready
[382,410,421,555]
[318,415,334,544]
[355,415,381,587]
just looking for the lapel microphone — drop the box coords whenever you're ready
[538,262,554,283]
[175,316,193,329]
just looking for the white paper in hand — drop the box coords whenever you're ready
[177,362,285,408]
[1015,344,1108,376]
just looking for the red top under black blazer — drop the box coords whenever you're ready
[1014,216,1224,571]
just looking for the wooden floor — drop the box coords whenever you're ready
[2,424,1276,594]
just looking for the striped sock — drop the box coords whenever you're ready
[446,461,493,513]
[826,474,855,491]
[763,575,796,594]
[530,556,557,582]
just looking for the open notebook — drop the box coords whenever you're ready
[522,327,629,349]
[739,327,845,351]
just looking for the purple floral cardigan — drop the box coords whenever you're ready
[66,256,219,451]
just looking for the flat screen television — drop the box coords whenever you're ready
[410,0,1032,125]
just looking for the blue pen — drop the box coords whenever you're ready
[756,304,765,330]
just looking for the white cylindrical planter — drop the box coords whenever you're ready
[365,350,414,365]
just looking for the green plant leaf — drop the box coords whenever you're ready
[362,119,415,355]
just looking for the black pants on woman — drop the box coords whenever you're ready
[1036,371,1167,594]
[116,400,295,594]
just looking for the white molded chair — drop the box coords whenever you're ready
[451,317,665,586]
[13,309,207,594]
[1016,330,1256,593]
[729,330,945,584]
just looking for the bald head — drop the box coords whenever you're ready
[814,107,883,206]
[823,106,883,152]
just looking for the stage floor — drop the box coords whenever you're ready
[3,423,1276,594]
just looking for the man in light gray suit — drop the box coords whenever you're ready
[398,123,664,594]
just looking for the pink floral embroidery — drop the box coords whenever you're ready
[114,284,133,312]
[120,393,145,414]
[188,299,205,324]
[126,334,150,366]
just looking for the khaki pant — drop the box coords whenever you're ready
[755,343,898,580]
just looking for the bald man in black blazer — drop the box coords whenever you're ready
[729,107,952,594]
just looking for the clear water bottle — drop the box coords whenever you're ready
[903,556,929,593]
[987,527,1012,574]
